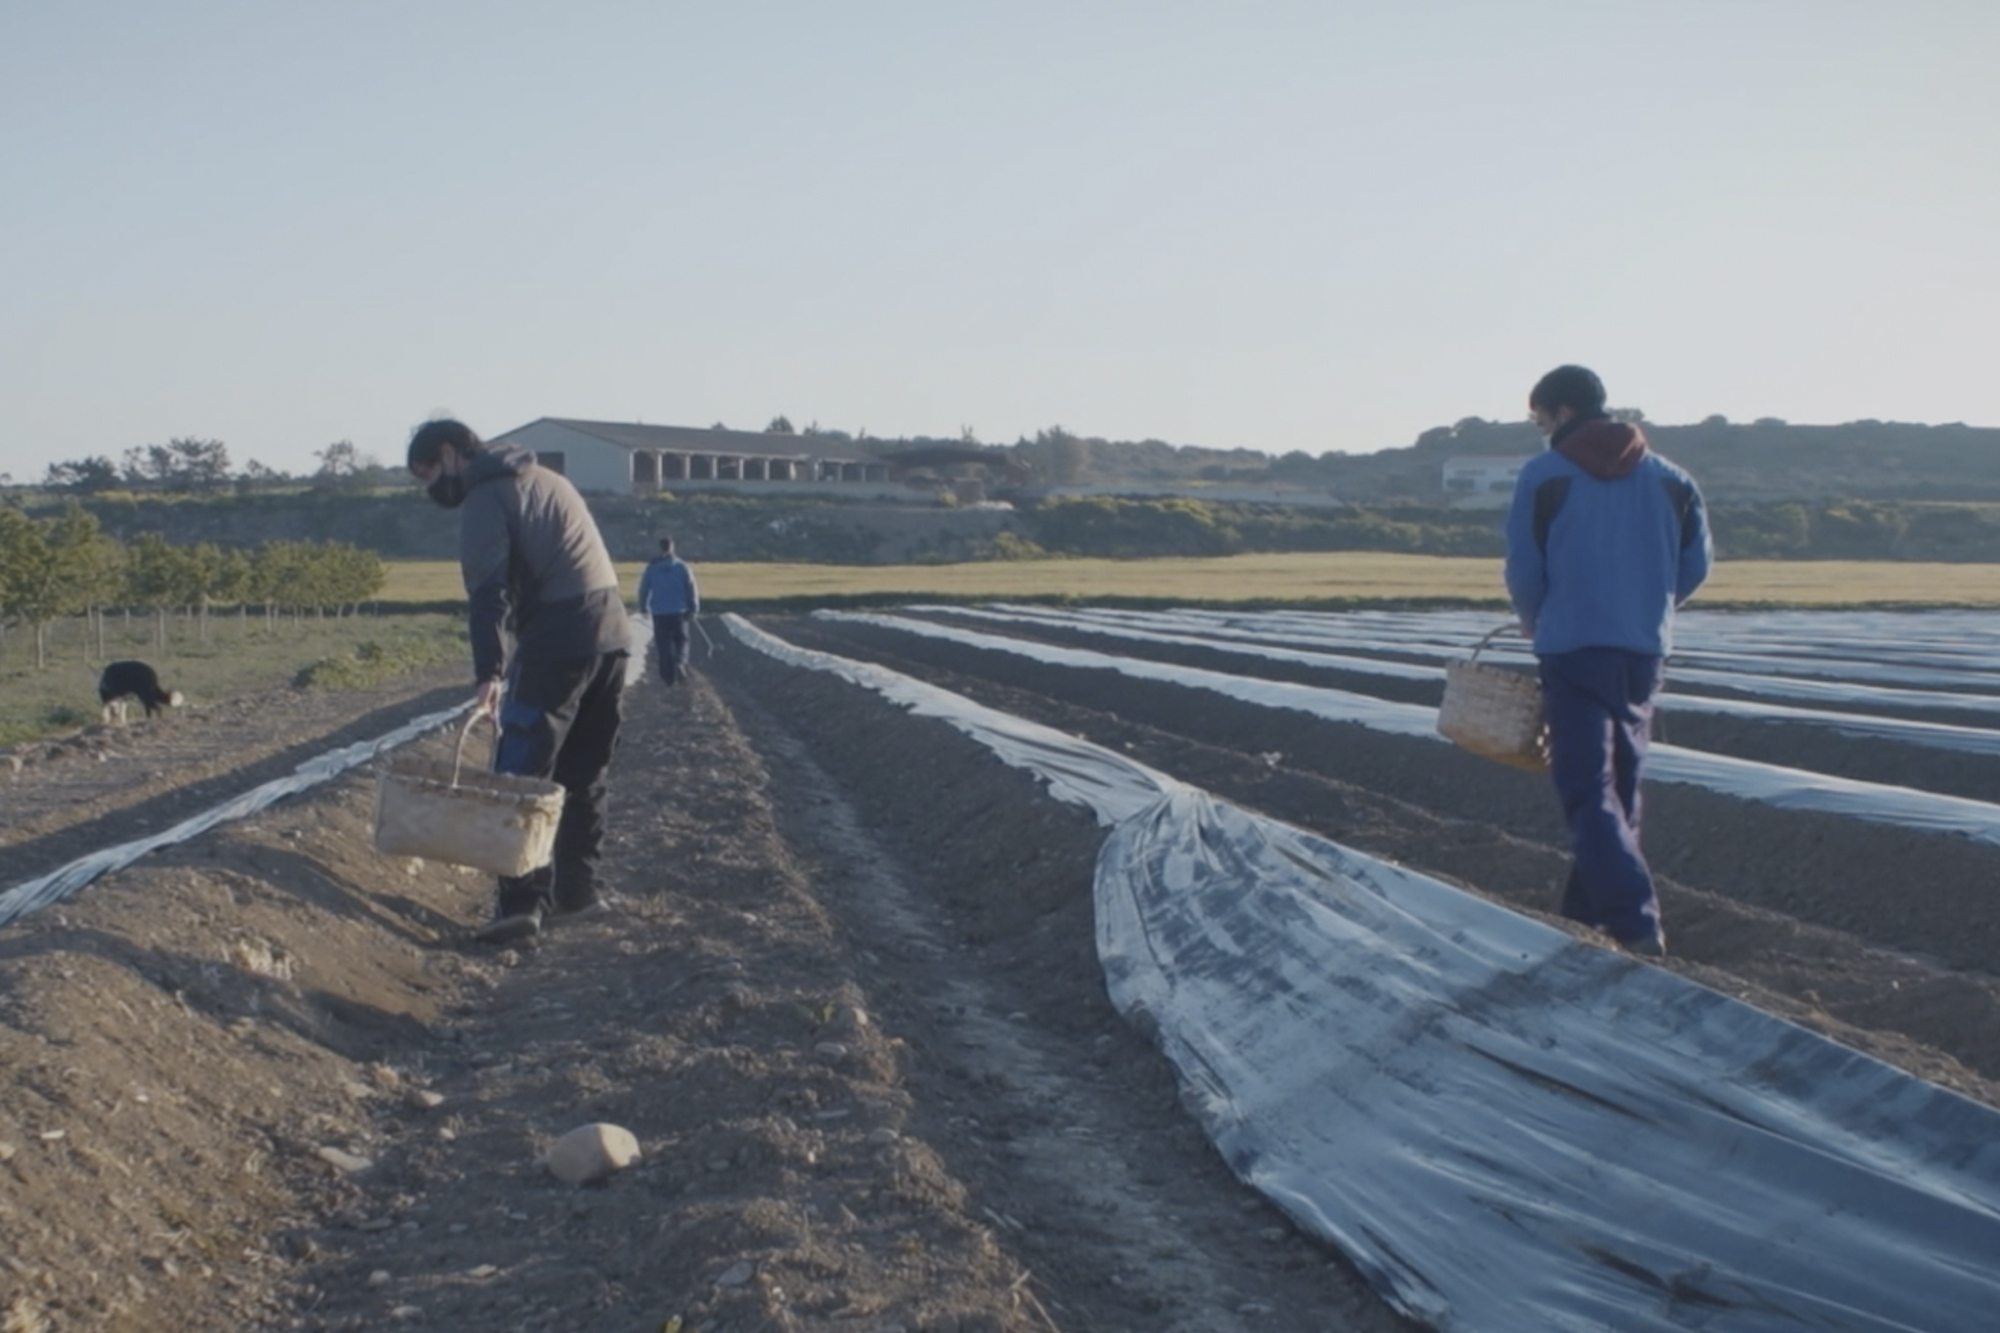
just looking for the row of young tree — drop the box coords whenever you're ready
[0,503,385,668]
[35,439,402,494]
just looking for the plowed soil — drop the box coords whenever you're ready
[2,609,1997,1333]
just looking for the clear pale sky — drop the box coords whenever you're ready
[4,1,1995,480]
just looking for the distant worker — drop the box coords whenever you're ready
[1504,365,1711,958]
[637,535,701,686]
[408,418,631,944]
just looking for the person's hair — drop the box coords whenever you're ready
[658,536,675,553]
[1529,365,1608,416]
[407,419,483,471]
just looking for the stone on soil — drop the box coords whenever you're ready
[315,1146,374,1174]
[545,1122,641,1184]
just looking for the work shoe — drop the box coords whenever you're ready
[551,892,618,921]
[474,907,544,945]
[1618,930,1668,958]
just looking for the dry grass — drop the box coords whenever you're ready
[380,554,2000,608]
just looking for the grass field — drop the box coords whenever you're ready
[378,553,2000,609]
[0,613,465,748]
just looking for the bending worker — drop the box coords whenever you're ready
[408,418,631,944]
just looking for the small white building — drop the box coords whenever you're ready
[489,418,893,496]
[1442,456,1533,508]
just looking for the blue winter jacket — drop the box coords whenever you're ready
[1503,417,1711,657]
[637,556,699,617]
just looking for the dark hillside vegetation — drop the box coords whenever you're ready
[12,415,1997,564]
[11,489,2000,565]
[902,417,2000,505]
[1293,416,2000,504]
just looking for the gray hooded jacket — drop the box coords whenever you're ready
[457,445,630,683]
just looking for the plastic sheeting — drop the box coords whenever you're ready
[1023,604,2000,711]
[729,615,2000,1333]
[1114,605,2000,681]
[917,605,2000,757]
[961,604,2000,720]
[819,610,2000,846]
[726,615,1174,823]
[1100,788,2000,1332]
[0,701,470,927]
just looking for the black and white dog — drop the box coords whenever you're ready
[98,660,184,725]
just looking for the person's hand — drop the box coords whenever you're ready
[473,678,504,721]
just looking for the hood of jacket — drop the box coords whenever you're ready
[1550,414,1648,480]
[464,442,536,491]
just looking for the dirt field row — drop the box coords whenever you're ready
[2,608,1996,1331]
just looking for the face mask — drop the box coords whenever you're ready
[427,472,468,509]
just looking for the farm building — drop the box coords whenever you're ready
[490,418,894,496]
[1441,455,1532,507]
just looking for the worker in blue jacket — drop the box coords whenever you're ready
[636,536,701,686]
[1504,365,1712,958]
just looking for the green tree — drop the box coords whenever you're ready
[312,440,379,494]
[0,503,120,667]
[0,506,37,660]
[45,456,124,492]
[123,438,233,491]
[303,543,384,614]
[1017,426,1090,486]
[123,533,201,650]
[207,546,255,624]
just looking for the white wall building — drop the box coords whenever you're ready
[1442,456,1533,508]
[490,418,894,496]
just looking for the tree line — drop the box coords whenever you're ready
[0,502,385,668]
[34,438,404,494]
[992,496,2000,563]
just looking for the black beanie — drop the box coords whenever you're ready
[1529,365,1607,415]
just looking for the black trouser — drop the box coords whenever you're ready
[493,650,628,916]
[652,613,692,684]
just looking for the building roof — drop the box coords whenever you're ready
[507,417,871,464]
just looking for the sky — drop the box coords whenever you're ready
[4,1,1997,481]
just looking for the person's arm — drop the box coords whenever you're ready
[684,564,699,618]
[460,491,513,684]
[1675,482,1714,606]
[636,563,655,616]
[1502,469,1547,635]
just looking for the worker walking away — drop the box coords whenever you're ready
[1503,365,1711,958]
[637,535,700,687]
[408,417,631,944]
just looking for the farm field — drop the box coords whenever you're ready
[375,553,2000,608]
[2,603,1998,1329]
[0,614,466,747]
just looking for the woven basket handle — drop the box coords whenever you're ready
[448,709,494,789]
[1469,623,1526,663]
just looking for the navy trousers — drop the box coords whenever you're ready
[652,614,692,684]
[1538,648,1664,943]
[493,650,628,916]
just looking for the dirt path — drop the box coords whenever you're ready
[0,649,1416,1332]
[3,606,1997,1332]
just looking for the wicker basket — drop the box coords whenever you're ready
[1437,626,1548,772]
[372,714,565,876]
